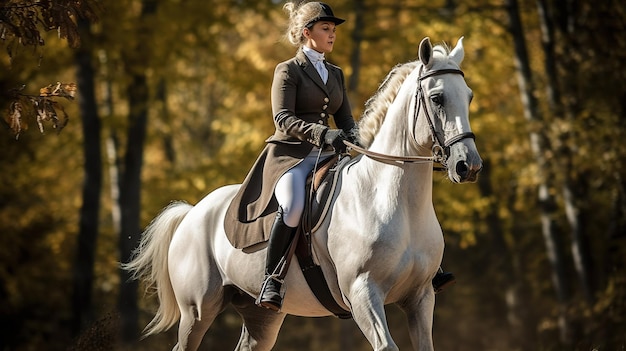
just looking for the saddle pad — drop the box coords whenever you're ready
[224,155,350,250]
[301,155,350,234]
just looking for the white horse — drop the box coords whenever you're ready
[125,37,482,351]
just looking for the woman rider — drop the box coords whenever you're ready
[228,1,454,313]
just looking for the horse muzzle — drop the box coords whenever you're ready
[446,140,482,183]
[453,158,482,182]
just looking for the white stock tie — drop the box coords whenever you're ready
[314,58,328,84]
[304,46,328,84]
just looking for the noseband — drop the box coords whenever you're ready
[415,67,475,167]
[346,66,475,168]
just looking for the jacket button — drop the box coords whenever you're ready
[318,120,324,124]
[324,97,329,103]
[320,113,326,118]
[322,104,328,110]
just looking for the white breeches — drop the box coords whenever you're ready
[275,149,333,227]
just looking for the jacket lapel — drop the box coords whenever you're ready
[325,64,339,96]
[296,50,329,95]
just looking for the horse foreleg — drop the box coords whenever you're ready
[231,292,286,351]
[398,289,435,351]
[348,276,399,351]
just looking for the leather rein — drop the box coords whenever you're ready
[346,67,475,169]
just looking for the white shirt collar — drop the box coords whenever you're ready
[303,45,325,64]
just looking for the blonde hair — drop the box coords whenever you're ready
[283,1,324,46]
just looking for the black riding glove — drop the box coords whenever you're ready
[324,129,348,154]
[347,127,361,147]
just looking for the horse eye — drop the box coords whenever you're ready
[430,94,443,105]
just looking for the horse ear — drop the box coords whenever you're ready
[418,37,434,69]
[449,36,465,66]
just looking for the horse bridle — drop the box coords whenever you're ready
[345,66,476,168]
[415,67,475,167]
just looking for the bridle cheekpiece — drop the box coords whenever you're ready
[414,67,476,168]
[346,66,476,169]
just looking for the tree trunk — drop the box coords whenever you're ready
[603,90,626,349]
[98,50,122,238]
[477,160,532,350]
[537,0,595,306]
[156,78,176,164]
[117,0,158,342]
[72,16,102,336]
[117,73,148,343]
[504,0,573,345]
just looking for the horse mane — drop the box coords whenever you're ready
[358,44,451,148]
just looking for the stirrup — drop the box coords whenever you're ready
[256,275,285,312]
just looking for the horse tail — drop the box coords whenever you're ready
[123,201,193,336]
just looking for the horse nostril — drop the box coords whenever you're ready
[456,161,469,178]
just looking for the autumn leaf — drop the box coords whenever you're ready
[4,82,76,138]
[0,0,101,57]
[8,101,23,138]
[39,82,77,100]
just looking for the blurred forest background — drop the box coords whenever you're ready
[1,0,625,350]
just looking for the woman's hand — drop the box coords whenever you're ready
[324,129,348,154]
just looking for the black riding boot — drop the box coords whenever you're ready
[257,210,297,311]
[433,267,456,293]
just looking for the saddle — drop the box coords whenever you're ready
[280,154,353,319]
[301,154,347,233]
[223,154,353,318]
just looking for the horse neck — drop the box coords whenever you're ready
[346,156,434,227]
[369,69,433,159]
[352,96,435,211]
